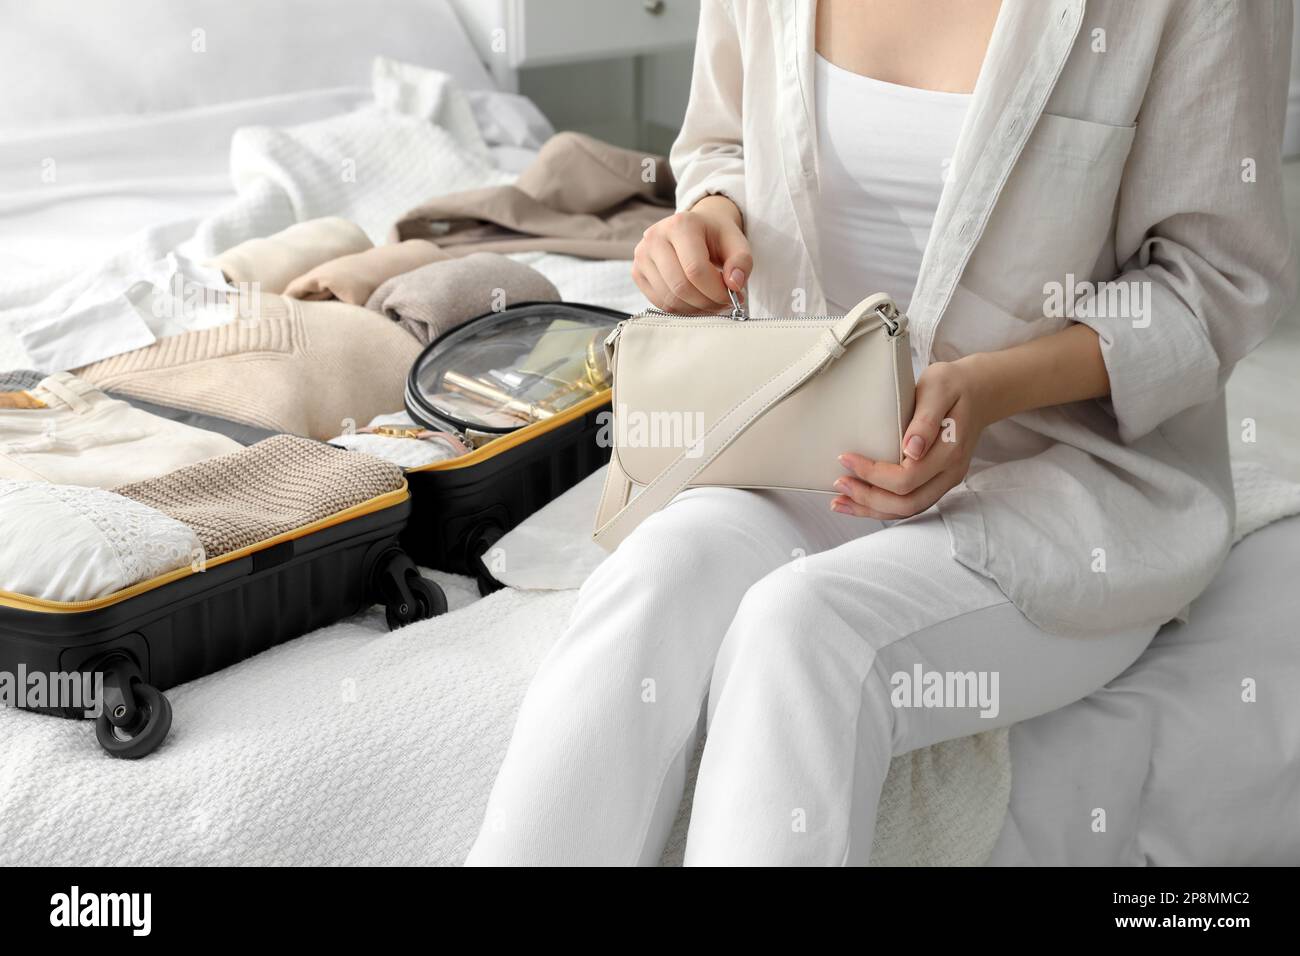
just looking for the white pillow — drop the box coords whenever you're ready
[0,0,495,132]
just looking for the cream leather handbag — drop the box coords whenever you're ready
[593,291,915,549]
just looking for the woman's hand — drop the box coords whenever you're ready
[633,195,752,313]
[831,323,1113,519]
[832,360,988,520]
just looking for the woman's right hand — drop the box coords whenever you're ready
[632,195,752,314]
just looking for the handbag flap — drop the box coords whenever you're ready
[611,313,907,489]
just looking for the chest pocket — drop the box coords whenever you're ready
[963,112,1137,320]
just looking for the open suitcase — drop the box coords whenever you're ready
[0,440,444,760]
[395,301,621,592]
[1,299,621,759]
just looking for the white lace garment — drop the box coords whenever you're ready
[0,479,201,602]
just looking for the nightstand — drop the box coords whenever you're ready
[449,0,699,151]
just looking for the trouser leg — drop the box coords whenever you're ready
[467,486,868,865]
[685,513,1157,866]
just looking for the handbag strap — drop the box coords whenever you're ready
[593,302,898,550]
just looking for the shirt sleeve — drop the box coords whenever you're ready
[669,0,747,222]
[1075,0,1297,443]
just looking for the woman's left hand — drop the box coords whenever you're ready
[832,360,987,520]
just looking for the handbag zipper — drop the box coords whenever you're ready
[613,291,903,349]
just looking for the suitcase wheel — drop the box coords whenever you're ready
[371,547,448,631]
[386,576,447,631]
[95,681,173,760]
[466,522,506,598]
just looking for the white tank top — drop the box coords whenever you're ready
[813,54,971,314]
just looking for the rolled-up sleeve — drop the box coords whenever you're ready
[1077,0,1297,443]
[669,0,747,221]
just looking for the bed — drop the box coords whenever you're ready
[1,0,1297,866]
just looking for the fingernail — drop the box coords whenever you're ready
[728,268,745,288]
[833,478,849,493]
[831,502,851,514]
[905,435,926,459]
[838,454,852,470]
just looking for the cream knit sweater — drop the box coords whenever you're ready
[75,294,423,441]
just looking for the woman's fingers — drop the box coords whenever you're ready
[831,468,955,519]
[829,495,895,521]
[632,207,753,312]
[709,215,753,292]
[630,254,662,307]
[666,221,732,307]
[902,364,963,460]
[633,231,713,313]
[647,236,719,312]
[838,451,943,496]
[634,242,694,313]
[632,254,681,312]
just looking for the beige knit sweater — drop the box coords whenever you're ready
[75,294,422,441]
[114,435,405,559]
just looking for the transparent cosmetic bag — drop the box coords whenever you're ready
[399,301,626,589]
[404,301,622,445]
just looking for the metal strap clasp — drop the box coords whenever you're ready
[874,301,903,336]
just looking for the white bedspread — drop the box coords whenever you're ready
[0,61,514,371]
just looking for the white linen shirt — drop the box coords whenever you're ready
[670,0,1297,634]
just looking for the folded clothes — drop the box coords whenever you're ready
[114,435,405,560]
[284,239,447,305]
[365,252,560,345]
[107,393,280,447]
[0,372,242,488]
[328,412,466,468]
[327,432,463,468]
[18,251,236,374]
[74,293,423,441]
[0,479,201,603]
[0,369,47,392]
[391,131,675,259]
[205,217,373,295]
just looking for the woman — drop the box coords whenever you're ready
[469,0,1295,865]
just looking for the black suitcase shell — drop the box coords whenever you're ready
[0,484,444,758]
[403,391,611,589]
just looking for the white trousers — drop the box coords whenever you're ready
[467,487,1158,866]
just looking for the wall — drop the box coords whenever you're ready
[1287,0,1300,158]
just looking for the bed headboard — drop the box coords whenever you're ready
[0,0,496,133]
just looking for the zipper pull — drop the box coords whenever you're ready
[605,320,627,347]
[728,288,748,321]
[603,320,628,369]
